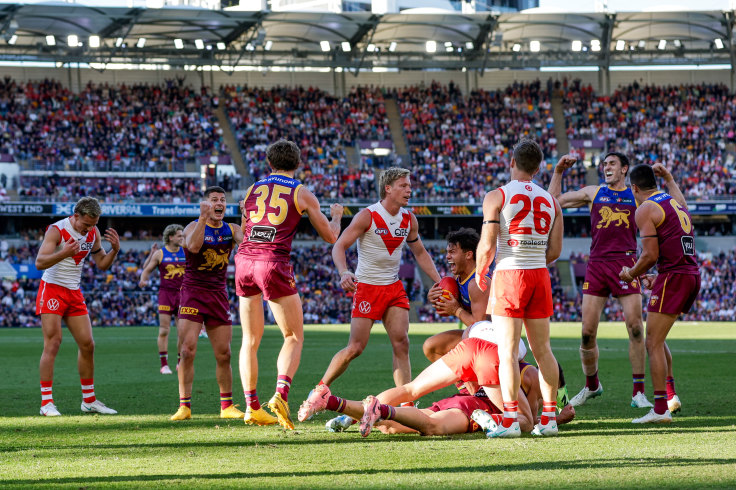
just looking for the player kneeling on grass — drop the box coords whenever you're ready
[299,321,574,437]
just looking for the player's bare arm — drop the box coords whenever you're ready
[141,242,159,270]
[475,189,502,292]
[231,223,244,246]
[92,227,120,271]
[545,199,564,266]
[332,208,371,292]
[620,203,662,282]
[652,163,687,208]
[407,214,441,283]
[299,186,343,244]
[434,279,488,326]
[185,201,214,253]
[35,226,80,270]
[138,248,163,287]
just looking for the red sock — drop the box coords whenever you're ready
[180,396,191,408]
[276,375,292,402]
[654,390,667,415]
[40,380,53,407]
[585,371,599,390]
[80,378,96,404]
[541,401,557,425]
[220,392,233,410]
[326,395,346,412]
[666,377,676,400]
[632,373,645,396]
[502,401,518,428]
[244,390,260,411]
[159,351,168,368]
[491,414,503,425]
[399,401,414,407]
[318,380,327,386]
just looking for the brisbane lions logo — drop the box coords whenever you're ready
[164,264,185,279]
[197,249,230,271]
[597,206,631,229]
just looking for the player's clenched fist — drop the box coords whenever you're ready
[61,238,81,258]
[640,274,656,290]
[103,228,120,252]
[651,162,673,182]
[330,203,344,219]
[200,200,214,219]
[339,270,357,292]
[554,154,577,174]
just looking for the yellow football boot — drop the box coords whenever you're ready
[220,404,245,419]
[243,407,278,426]
[268,393,295,430]
[170,405,191,421]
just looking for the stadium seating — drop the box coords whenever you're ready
[18,176,202,203]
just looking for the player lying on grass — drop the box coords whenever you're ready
[299,321,574,437]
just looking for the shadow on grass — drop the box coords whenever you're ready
[3,457,736,486]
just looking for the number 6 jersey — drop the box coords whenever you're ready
[645,191,699,275]
[238,173,303,262]
[495,180,558,271]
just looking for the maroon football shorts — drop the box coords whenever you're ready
[178,287,231,327]
[583,256,642,297]
[648,272,701,315]
[427,393,501,433]
[158,288,181,316]
[235,255,298,301]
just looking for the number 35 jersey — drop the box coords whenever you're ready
[495,180,557,271]
[238,173,303,262]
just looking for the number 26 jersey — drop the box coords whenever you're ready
[495,180,557,271]
[238,173,303,262]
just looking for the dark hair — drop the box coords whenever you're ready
[267,139,301,171]
[602,151,630,176]
[446,227,480,259]
[512,139,544,174]
[204,186,226,198]
[629,164,657,191]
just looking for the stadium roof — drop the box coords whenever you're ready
[0,4,734,73]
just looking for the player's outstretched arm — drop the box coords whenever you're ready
[652,162,687,208]
[548,155,578,198]
[475,190,502,292]
[299,187,343,244]
[546,199,564,266]
[230,223,244,246]
[139,248,163,287]
[93,227,120,270]
[332,208,371,292]
[620,203,661,282]
[141,242,159,271]
[35,225,79,270]
[407,214,441,284]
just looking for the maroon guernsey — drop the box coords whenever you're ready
[589,185,638,261]
[238,173,303,263]
[181,221,236,291]
[646,191,699,275]
[158,246,186,291]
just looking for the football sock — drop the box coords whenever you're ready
[378,403,395,421]
[580,346,599,377]
[180,396,191,408]
[399,401,414,407]
[501,401,518,428]
[541,401,557,425]
[632,373,645,396]
[585,371,600,391]
[276,375,292,402]
[40,380,53,407]
[326,395,346,413]
[666,376,677,400]
[220,392,233,410]
[491,413,503,425]
[318,380,327,387]
[159,351,168,368]
[80,378,96,404]
[654,390,667,415]
[244,390,260,411]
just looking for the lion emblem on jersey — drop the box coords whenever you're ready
[198,249,230,271]
[164,264,185,279]
[597,206,631,229]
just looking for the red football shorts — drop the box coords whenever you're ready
[648,272,701,315]
[234,255,298,301]
[490,268,553,319]
[35,280,88,317]
[440,337,500,387]
[351,280,410,321]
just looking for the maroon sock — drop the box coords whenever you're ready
[159,351,168,368]
[666,377,676,400]
[632,373,645,396]
[276,375,292,402]
[326,395,346,412]
[220,392,233,410]
[585,371,600,390]
[378,403,395,420]
[654,390,668,415]
[244,390,260,411]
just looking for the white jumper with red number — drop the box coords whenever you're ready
[355,202,412,285]
[41,217,96,290]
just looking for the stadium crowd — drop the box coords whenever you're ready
[18,176,202,203]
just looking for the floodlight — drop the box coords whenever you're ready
[174,38,184,49]
[388,42,397,52]
[426,40,436,53]
[571,40,582,52]
[46,35,55,46]
[217,42,226,50]
[658,40,667,50]
[195,39,204,50]
[341,41,351,52]
[512,43,521,52]
[136,37,146,48]
[89,35,100,48]
[530,40,540,52]
[67,35,78,47]
[715,38,724,49]
[591,40,601,52]
[265,40,272,50]
[320,40,330,52]
[616,40,625,51]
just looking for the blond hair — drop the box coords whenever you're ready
[163,224,184,245]
[379,167,411,200]
[74,197,102,218]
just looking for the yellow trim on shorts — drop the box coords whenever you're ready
[293,184,304,215]
[659,274,668,313]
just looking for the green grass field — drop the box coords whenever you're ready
[1,322,735,488]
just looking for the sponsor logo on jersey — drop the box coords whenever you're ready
[159,305,171,312]
[598,196,611,202]
[510,239,548,246]
[582,282,589,290]
[681,236,694,255]
[650,295,659,306]
[525,185,533,191]
[597,206,631,229]
[198,249,230,271]
[249,225,277,242]
[508,239,519,247]
[204,236,215,243]
[394,228,409,237]
[47,298,60,311]
[80,241,94,251]
[375,228,390,236]
[358,301,371,314]
[180,306,199,316]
